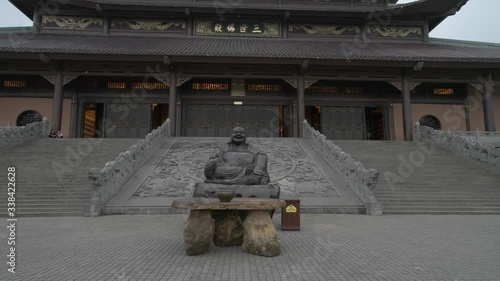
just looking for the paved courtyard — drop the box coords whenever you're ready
[1,214,500,281]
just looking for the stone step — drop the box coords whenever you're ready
[0,138,141,217]
[380,198,500,203]
[331,140,500,214]
[3,196,91,201]
[382,202,500,207]
[383,210,500,215]
[383,205,500,212]
[5,207,86,213]
[0,212,84,217]
[375,191,500,196]
[1,191,92,195]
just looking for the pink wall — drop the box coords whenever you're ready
[0,97,72,138]
[393,103,468,141]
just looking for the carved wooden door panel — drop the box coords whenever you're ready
[128,103,151,138]
[104,103,150,138]
[184,103,284,137]
[217,105,259,137]
[322,106,365,140]
[184,104,217,137]
[257,105,280,137]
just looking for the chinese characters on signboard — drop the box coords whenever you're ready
[195,20,281,37]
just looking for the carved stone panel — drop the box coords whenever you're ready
[133,138,339,198]
[111,19,186,33]
[289,24,360,36]
[41,16,103,30]
[367,26,423,38]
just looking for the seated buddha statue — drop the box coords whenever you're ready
[194,127,280,247]
[204,127,270,185]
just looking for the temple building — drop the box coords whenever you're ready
[0,0,498,140]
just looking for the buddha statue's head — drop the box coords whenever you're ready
[231,126,246,145]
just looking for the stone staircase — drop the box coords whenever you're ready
[0,138,139,217]
[333,140,500,214]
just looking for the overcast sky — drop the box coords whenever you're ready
[0,0,499,43]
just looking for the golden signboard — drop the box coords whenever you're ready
[285,204,297,213]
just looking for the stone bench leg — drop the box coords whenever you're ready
[242,210,281,257]
[184,210,214,256]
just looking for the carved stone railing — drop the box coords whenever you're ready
[415,124,500,176]
[86,119,171,216]
[453,130,500,149]
[0,118,50,150]
[303,120,382,215]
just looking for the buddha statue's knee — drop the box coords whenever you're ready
[254,154,269,177]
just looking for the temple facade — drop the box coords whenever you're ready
[0,0,498,140]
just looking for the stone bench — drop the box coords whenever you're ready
[171,197,286,257]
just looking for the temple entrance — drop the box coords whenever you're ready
[322,106,365,140]
[365,107,385,140]
[183,103,291,137]
[81,103,168,138]
[104,103,150,138]
[305,105,386,140]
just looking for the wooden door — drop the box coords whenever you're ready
[322,106,365,140]
[257,105,280,137]
[184,103,282,137]
[104,103,151,138]
[184,104,217,137]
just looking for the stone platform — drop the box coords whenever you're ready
[105,137,364,215]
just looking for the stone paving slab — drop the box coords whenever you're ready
[1,214,500,281]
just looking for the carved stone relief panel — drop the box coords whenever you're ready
[111,19,186,33]
[289,24,360,36]
[41,16,103,30]
[133,138,339,198]
[367,26,423,38]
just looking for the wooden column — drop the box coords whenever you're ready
[482,74,496,132]
[388,99,395,141]
[168,66,177,136]
[51,65,64,131]
[297,72,305,137]
[103,15,110,34]
[69,92,78,138]
[423,20,430,43]
[464,98,471,131]
[33,5,41,33]
[401,71,413,141]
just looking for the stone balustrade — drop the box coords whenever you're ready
[302,120,382,215]
[454,130,500,148]
[415,124,500,176]
[87,119,171,216]
[0,118,49,150]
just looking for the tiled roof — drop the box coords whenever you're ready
[75,0,463,15]
[0,26,33,35]
[1,33,500,63]
[428,38,500,50]
[83,0,392,11]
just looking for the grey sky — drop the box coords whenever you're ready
[0,0,499,43]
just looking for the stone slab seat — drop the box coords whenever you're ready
[172,198,286,257]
